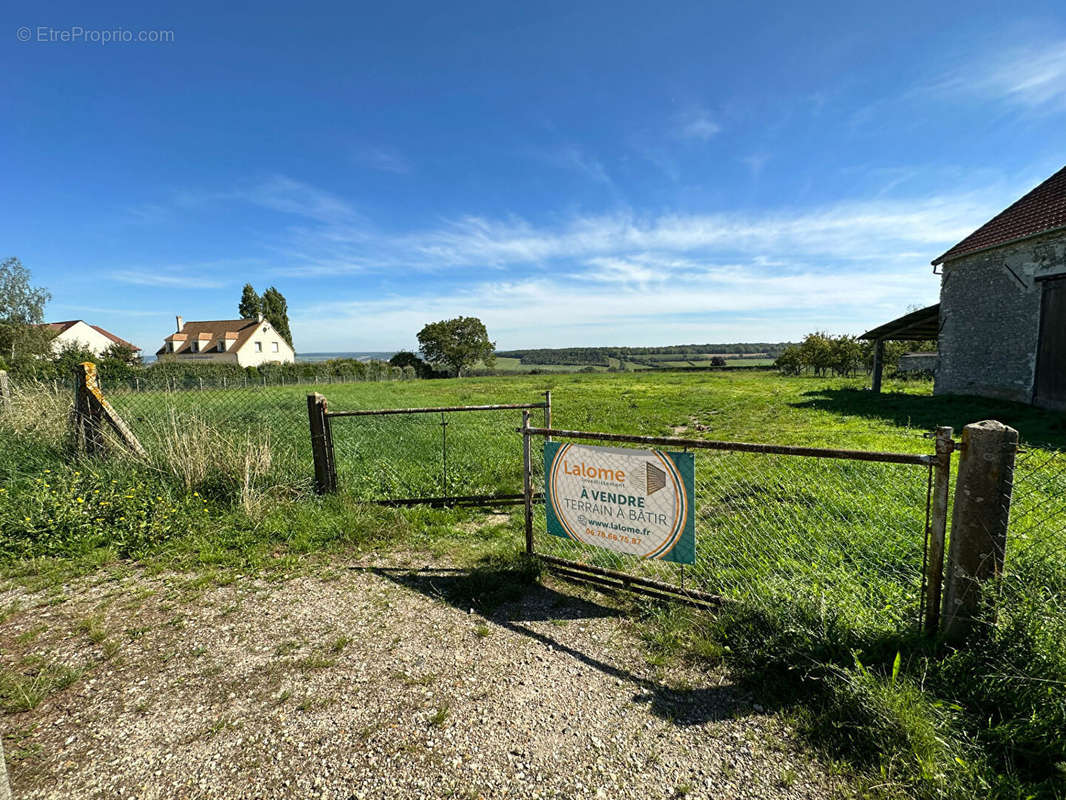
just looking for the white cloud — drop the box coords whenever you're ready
[111,270,227,289]
[927,39,1066,109]
[675,108,722,141]
[355,146,413,174]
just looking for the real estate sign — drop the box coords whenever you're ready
[544,442,694,564]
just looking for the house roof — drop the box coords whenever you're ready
[39,320,141,352]
[859,304,940,341]
[156,318,268,356]
[932,165,1066,264]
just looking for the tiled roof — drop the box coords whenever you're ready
[38,320,140,351]
[933,165,1066,264]
[156,318,265,356]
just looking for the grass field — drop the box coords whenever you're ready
[2,369,1065,798]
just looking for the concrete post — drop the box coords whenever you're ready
[941,420,1019,640]
[0,370,10,411]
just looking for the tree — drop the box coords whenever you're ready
[389,350,427,377]
[710,356,727,367]
[775,345,804,375]
[238,284,262,320]
[417,316,495,377]
[260,286,293,348]
[0,257,52,364]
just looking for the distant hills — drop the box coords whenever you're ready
[296,352,397,363]
[496,343,790,368]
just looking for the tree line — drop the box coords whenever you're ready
[497,343,789,366]
[774,332,935,377]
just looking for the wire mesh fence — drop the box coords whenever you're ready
[526,430,934,633]
[328,402,549,503]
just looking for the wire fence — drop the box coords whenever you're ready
[327,403,548,503]
[526,430,935,633]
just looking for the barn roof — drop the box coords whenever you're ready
[859,304,940,341]
[932,165,1066,264]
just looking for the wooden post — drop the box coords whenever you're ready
[924,426,953,635]
[0,370,10,412]
[871,338,885,393]
[307,393,337,494]
[73,363,106,456]
[522,410,534,555]
[72,362,147,458]
[941,420,1019,640]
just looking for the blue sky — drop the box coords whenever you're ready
[3,1,1065,353]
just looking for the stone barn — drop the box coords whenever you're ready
[863,165,1066,409]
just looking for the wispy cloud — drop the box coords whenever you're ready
[674,108,722,141]
[532,144,614,186]
[355,146,413,174]
[925,39,1066,110]
[235,175,361,224]
[111,270,226,289]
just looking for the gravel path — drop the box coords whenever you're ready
[0,557,842,799]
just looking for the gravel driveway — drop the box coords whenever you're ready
[0,556,842,799]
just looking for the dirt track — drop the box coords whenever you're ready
[0,558,841,799]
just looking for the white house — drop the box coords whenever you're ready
[39,320,141,358]
[156,315,295,367]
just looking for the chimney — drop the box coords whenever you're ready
[257,313,264,324]
[176,315,184,332]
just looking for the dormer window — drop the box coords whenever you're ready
[190,341,199,353]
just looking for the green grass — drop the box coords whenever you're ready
[2,370,1065,798]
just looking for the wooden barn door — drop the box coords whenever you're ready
[1035,275,1066,408]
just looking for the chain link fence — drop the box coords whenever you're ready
[327,402,548,503]
[525,429,935,634]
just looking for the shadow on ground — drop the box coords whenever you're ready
[792,388,1066,449]
[361,563,742,728]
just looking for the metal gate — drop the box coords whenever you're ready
[308,392,551,507]
[520,417,953,635]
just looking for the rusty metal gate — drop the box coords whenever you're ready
[308,392,551,507]
[520,416,953,635]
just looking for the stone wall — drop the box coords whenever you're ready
[936,229,1066,403]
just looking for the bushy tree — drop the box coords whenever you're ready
[774,345,804,375]
[389,350,428,377]
[260,286,293,348]
[417,316,495,377]
[238,284,262,319]
[0,257,52,365]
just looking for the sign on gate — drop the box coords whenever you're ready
[544,442,695,563]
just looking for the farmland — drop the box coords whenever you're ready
[1,369,1064,799]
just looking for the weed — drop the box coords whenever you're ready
[428,704,450,727]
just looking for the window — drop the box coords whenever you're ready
[272,341,279,352]
[254,341,262,353]
[217,342,225,352]
[190,341,199,353]
[166,342,173,353]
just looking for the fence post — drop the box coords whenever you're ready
[543,390,552,442]
[73,363,105,456]
[307,393,337,494]
[522,410,534,555]
[0,370,10,412]
[924,426,953,635]
[941,420,1019,640]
